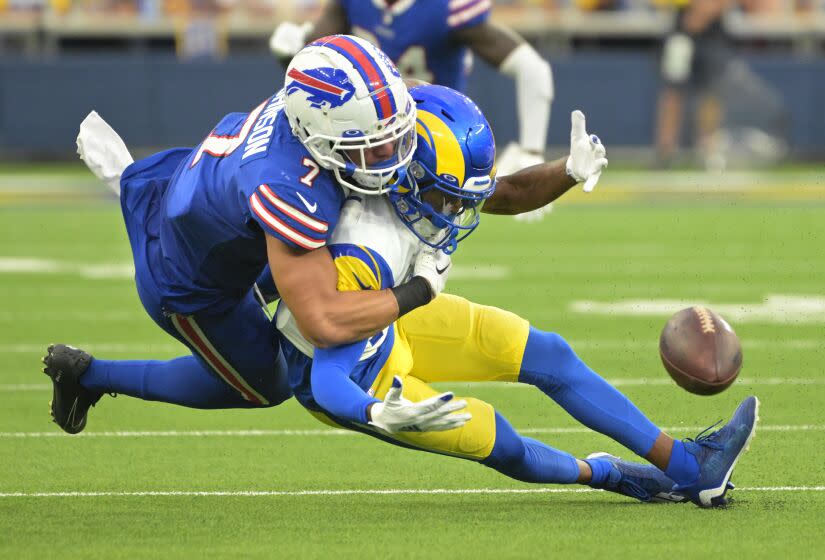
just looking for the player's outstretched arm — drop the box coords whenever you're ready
[454,21,553,171]
[270,0,347,63]
[482,156,574,215]
[483,111,608,215]
[266,236,449,348]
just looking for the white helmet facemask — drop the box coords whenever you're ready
[283,35,417,195]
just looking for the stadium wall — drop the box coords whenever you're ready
[1,52,823,157]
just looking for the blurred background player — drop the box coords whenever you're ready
[269,0,555,221]
[655,0,788,169]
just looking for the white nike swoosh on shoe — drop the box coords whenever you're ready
[296,192,318,213]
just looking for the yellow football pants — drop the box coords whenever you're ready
[313,293,530,461]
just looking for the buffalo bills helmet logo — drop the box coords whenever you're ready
[286,67,356,110]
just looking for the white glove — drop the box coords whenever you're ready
[566,110,608,193]
[497,142,553,223]
[76,111,134,197]
[269,21,313,60]
[369,376,471,433]
[413,245,451,298]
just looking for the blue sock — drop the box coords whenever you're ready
[584,458,614,485]
[81,356,254,409]
[664,439,700,487]
[519,327,662,458]
[482,413,580,484]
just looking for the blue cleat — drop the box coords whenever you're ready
[585,452,686,503]
[677,396,760,508]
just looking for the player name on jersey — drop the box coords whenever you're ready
[243,93,285,161]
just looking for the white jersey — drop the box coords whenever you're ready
[275,194,421,358]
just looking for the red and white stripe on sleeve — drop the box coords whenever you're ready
[249,184,329,250]
[447,0,492,29]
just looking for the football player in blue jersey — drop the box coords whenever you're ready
[44,35,605,435]
[276,84,759,508]
[270,0,555,219]
[43,35,447,432]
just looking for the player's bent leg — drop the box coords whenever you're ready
[397,293,530,384]
[166,303,290,407]
[303,370,678,503]
[400,299,673,476]
[400,297,665,462]
[78,289,290,410]
[481,412,580,484]
[518,327,757,506]
[80,355,255,409]
[518,327,662,458]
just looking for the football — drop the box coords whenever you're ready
[659,306,743,395]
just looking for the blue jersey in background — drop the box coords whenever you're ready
[341,0,491,91]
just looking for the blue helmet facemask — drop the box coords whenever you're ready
[389,159,495,254]
[388,84,497,255]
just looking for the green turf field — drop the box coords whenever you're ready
[1,170,824,558]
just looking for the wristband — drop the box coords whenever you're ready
[390,276,432,317]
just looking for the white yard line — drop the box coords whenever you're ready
[2,424,822,439]
[571,295,825,324]
[1,338,821,355]
[0,384,52,391]
[0,429,355,438]
[439,377,825,389]
[0,311,146,321]
[0,258,509,281]
[3,376,824,393]
[0,486,823,498]
[0,343,184,354]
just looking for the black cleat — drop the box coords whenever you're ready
[42,344,102,434]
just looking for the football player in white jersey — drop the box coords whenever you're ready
[276,84,758,508]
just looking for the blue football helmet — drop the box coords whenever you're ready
[388,84,497,254]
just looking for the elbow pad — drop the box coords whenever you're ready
[499,43,553,154]
[500,42,554,101]
[661,33,694,84]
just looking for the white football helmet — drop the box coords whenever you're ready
[283,35,416,195]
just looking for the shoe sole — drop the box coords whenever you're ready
[697,396,760,507]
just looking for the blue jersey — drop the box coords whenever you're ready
[341,0,491,91]
[276,195,419,419]
[281,243,397,414]
[125,91,346,316]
